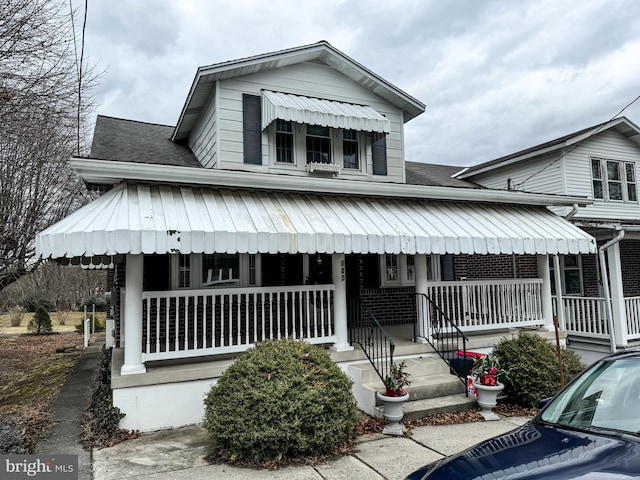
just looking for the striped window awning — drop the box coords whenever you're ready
[36,183,596,260]
[261,90,391,133]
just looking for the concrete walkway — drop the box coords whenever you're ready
[92,417,531,479]
[37,337,104,480]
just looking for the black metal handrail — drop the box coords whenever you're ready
[414,292,470,391]
[347,296,395,384]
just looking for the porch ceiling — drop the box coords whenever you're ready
[36,182,596,259]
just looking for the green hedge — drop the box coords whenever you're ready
[492,333,585,407]
[204,339,358,464]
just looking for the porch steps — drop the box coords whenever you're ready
[349,356,476,419]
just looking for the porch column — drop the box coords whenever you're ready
[121,254,146,375]
[607,242,628,347]
[537,254,554,331]
[414,253,429,343]
[331,253,353,352]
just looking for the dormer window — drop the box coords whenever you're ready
[343,129,359,169]
[276,120,294,164]
[306,125,331,164]
[257,90,391,175]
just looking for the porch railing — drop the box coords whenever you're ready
[348,296,395,384]
[425,279,544,332]
[415,293,468,389]
[626,296,640,341]
[553,296,610,340]
[141,284,335,362]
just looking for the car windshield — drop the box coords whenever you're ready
[539,357,640,435]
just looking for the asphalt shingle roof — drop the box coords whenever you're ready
[89,115,201,168]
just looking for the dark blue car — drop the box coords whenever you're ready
[406,348,640,479]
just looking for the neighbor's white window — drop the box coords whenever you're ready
[550,255,583,296]
[591,158,637,203]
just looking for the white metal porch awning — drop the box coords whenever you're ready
[261,90,391,133]
[36,182,596,259]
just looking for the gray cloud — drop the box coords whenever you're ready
[80,0,640,166]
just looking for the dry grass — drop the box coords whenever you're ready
[0,311,106,335]
[0,334,88,451]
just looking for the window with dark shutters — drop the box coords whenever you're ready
[243,94,262,164]
[372,135,387,175]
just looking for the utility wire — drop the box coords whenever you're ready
[514,93,640,189]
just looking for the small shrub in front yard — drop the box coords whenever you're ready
[0,418,28,454]
[204,339,358,464]
[27,306,53,334]
[9,305,26,327]
[492,333,585,407]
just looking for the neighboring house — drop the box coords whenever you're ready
[36,41,596,430]
[457,117,640,357]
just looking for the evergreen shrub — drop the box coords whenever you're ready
[492,333,585,407]
[203,338,358,464]
[27,306,53,334]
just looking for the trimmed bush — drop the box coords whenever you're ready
[204,339,358,464]
[27,306,53,334]
[492,333,585,407]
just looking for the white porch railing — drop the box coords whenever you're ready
[425,279,544,332]
[626,296,640,341]
[553,296,610,340]
[141,284,335,362]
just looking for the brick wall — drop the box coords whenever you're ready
[621,241,640,297]
[454,254,538,280]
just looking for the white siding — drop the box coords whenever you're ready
[188,85,218,168]
[471,129,640,222]
[471,151,564,194]
[568,130,640,221]
[191,61,405,183]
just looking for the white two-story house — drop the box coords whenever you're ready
[36,41,595,430]
[457,117,640,357]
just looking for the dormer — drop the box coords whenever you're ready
[172,41,425,183]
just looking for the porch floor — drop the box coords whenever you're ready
[112,324,556,390]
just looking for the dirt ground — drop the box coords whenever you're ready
[0,333,86,451]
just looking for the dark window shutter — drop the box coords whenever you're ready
[243,94,262,165]
[372,135,387,175]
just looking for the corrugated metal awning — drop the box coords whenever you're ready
[36,183,596,259]
[261,90,391,133]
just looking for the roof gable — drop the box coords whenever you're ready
[172,41,425,141]
[458,116,640,179]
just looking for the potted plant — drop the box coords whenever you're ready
[376,360,412,435]
[471,353,509,420]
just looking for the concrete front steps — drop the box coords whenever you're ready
[349,355,477,420]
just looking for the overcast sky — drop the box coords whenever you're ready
[80,0,640,167]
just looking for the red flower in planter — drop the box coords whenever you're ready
[472,354,509,386]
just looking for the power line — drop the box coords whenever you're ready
[514,93,640,189]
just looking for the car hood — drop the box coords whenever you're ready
[414,421,640,480]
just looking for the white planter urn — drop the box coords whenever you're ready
[473,382,504,421]
[376,390,409,435]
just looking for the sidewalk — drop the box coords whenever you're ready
[36,337,105,480]
[92,417,531,479]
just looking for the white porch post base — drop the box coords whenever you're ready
[330,342,354,352]
[331,253,353,353]
[120,364,147,375]
[121,254,146,376]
